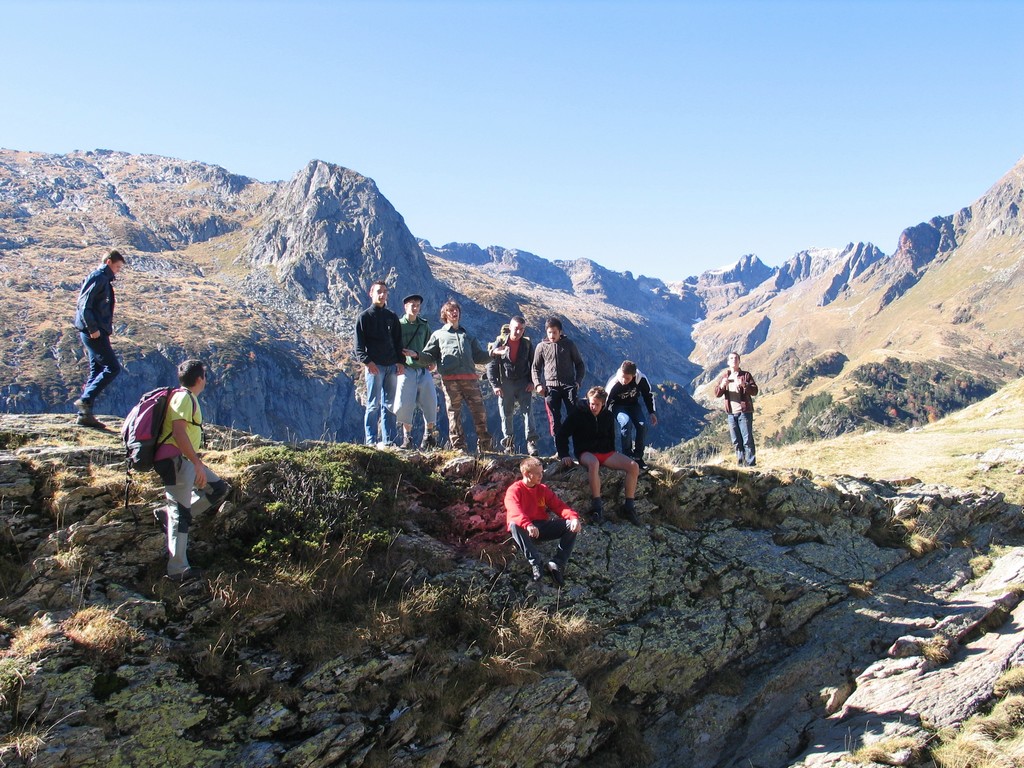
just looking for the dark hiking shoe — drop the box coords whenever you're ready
[621,507,641,526]
[165,567,204,584]
[73,397,92,416]
[546,561,565,587]
[421,431,438,449]
[77,413,106,429]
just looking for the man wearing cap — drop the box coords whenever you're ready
[395,293,439,449]
[353,280,405,446]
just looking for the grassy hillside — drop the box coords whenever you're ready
[730,377,1024,505]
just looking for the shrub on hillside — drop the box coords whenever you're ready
[787,350,848,389]
[848,357,996,428]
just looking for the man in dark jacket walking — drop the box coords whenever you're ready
[531,317,585,441]
[486,315,539,456]
[556,386,640,524]
[72,249,126,428]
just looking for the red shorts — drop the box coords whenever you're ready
[589,452,615,465]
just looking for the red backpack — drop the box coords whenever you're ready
[121,387,179,472]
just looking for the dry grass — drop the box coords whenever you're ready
[6,617,59,659]
[848,735,923,764]
[930,675,1024,767]
[62,606,143,660]
[756,379,1024,505]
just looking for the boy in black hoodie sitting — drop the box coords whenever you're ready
[556,386,640,524]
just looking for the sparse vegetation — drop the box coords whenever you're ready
[62,606,143,661]
[788,350,848,389]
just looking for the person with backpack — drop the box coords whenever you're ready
[152,359,229,583]
[72,249,125,428]
[714,351,759,467]
[486,315,539,456]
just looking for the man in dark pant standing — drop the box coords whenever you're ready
[72,249,125,428]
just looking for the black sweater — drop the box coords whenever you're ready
[556,403,616,458]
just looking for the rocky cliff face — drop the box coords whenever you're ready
[241,161,440,313]
[2,415,1023,767]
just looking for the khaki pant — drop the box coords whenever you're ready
[440,378,493,452]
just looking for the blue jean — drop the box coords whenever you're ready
[79,331,121,404]
[364,364,399,445]
[727,411,756,465]
[510,519,577,570]
[612,402,647,459]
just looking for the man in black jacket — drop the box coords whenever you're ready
[353,280,405,446]
[486,315,539,456]
[556,386,640,524]
[605,361,658,469]
[72,249,126,428]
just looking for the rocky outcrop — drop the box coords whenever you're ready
[420,241,575,293]
[241,161,439,311]
[2,416,1022,767]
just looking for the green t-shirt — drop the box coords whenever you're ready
[158,389,203,453]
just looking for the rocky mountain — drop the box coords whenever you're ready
[2,413,1023,766]
[2,146,1023,450]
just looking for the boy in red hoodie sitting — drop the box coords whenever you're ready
[505,456,582,587]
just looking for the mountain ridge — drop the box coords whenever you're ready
[1,147,1023,450]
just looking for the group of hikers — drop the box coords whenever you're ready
[73,254,758,587]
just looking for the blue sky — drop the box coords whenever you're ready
[4,0,1023,282]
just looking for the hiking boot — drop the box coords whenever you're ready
[527,440,539,457]
[421,430,438,450]
[400,434,414,450]
[546,561,565,587]
[531,564,543,582]
[77,412,106,429]
[589,507,604,524]
[501,436,514,454]
[621,507,641,526]
[165,567,204,584]
[73,397,92,416]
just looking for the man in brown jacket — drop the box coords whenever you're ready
[714,351,759,466]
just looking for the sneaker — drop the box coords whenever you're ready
[73,397,91,415]
[634,457,647,471]
[501,436,514,454]
[589,507,604,524]
[165,567,204,584]
[747,459,757,467]
[76,413,106,429]
[621,507,641,526]
[421,431,438,450]
[546,561,565,587]
[400,434,414,449]
[531,564,543,582]
[527,441,539,457]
